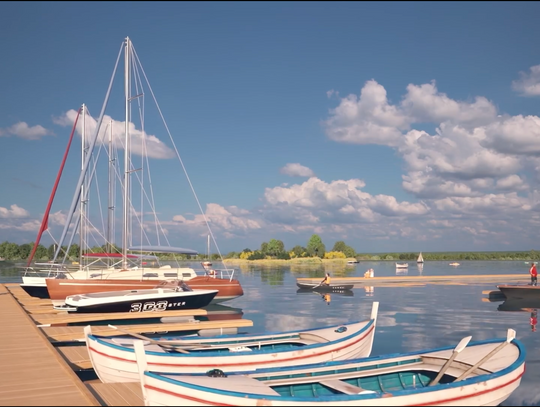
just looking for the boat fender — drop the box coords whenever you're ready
[334,326,348,333]
[206,369,227,378]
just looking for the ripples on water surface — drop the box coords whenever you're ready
[2,260,538,405]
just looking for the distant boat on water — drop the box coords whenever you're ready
[395,263,408,269]
[417,252,424,264]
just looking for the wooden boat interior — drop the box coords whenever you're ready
[151,339,520,397]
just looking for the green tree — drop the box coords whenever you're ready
[47,244,56,259]
[267,239,285,256]
[307,234,326,258]
[332,241,347,252]
[4,242,20,260]
[332,240,356,257]
[260,242,269,255]
[18,243,32,259]
[342,245,356,258]
[68,243,80,259]
[34,244,48,260]
[0,241,9,259]
[290,245,306,258]
[226,251,239,259]
[248,250,265,260]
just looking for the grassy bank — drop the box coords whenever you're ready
[223,257,357,266]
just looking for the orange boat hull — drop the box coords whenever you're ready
[45,275,243,304]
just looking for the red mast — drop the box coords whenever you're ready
[26,107,82,266]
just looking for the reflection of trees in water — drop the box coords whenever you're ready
[260,268,286,285]
[0,265,20,276]
[290,264,356,277]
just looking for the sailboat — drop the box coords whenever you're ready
[21,37,243,304]
[417,252,424,264]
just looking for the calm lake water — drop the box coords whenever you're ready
[2,259,539,406]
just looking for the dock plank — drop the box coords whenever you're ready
[0,285,99,406]
[41,319,254,342]
[87,382,143,406]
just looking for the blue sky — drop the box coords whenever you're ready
[2,1,540,255]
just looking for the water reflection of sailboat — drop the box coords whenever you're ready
[417,263,424,274]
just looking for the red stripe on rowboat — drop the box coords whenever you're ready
[145,384,236,406]
[410,368,525,406]
[88,324,374,368]
[143,364,525,406]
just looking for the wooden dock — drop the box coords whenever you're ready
[297,273,531,287]
[0,284,99,406]
[0,283,253,406]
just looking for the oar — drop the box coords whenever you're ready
[108,324,190,354]
[454,328,516,382]
[429,335,472,386]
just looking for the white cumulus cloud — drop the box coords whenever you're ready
[53,108,175,159]
[280,163,315,178]
[512,64,540,96]
[0,204,30,218]
[0,122,52,140]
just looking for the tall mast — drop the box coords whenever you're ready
[79,104,86,270]
[107,119,115,259]
[122,37,131,270]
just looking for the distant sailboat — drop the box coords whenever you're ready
[417,252,424,264]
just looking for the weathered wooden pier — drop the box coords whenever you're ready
[0,283,253,406]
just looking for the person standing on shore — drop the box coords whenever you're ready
[530,262,537,286]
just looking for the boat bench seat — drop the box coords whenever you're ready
[320,379,376,395]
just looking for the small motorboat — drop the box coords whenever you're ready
[395,263,408,268]
[449,262,460,266]
[296,282,354,291]
[56,282,218,313]
[135,329,525,406]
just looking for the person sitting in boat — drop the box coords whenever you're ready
[530,262,537,286]
[321,272,331,287]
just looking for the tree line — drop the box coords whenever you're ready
[1,236,539,262]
